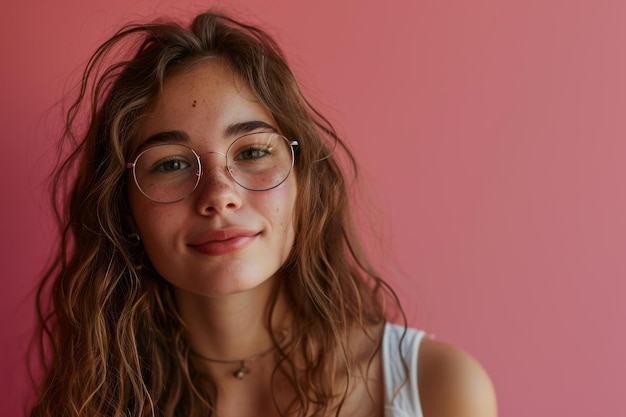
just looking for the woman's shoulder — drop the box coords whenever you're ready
[417,336,498,417]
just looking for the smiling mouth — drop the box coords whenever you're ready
[189,229,260,256]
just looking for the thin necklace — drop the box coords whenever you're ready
[191,343,278,380]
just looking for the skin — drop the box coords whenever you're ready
[128,59,497,417]
[129,59,297,301]
[418,338,498,417]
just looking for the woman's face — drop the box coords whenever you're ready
[128,60,297,297]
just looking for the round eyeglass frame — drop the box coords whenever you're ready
[126,132,299,204]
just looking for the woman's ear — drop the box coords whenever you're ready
[128,232,141,243]
[125,217,142,243]
[123,213,147,270]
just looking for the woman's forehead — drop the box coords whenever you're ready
[135,60,275,149]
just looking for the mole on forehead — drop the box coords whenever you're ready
[192,99,197,108]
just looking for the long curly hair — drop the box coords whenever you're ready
[30,11,405,417]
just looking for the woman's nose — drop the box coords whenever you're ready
[194,152,242,215]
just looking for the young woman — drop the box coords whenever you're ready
[30,11,496,417]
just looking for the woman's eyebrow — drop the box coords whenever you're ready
[136,121,276,153]
[138,130,189,152]
[224,120,278,137]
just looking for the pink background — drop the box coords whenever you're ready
[2,0,625,415]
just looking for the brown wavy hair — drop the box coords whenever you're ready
[30,10,405,417]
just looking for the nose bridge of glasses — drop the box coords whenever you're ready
[197,150,234,183]
[198,150,227,168]
[203,150,227,157]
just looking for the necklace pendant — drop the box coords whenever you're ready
[234,362,250,379]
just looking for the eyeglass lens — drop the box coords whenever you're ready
[131,132,295,203]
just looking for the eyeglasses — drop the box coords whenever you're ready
[127,132,298,204]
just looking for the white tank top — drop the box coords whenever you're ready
[382,323,426,417]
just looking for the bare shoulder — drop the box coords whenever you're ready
[417,336,497,417]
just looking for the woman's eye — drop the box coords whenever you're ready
[154,159,190,172]
[236,146,271,160]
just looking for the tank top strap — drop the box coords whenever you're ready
[382,323,426,417]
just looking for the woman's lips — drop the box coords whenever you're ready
[189,228,259,256]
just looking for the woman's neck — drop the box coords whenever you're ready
[174,275,291,362]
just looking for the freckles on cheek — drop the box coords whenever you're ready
[261,179,297,232]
